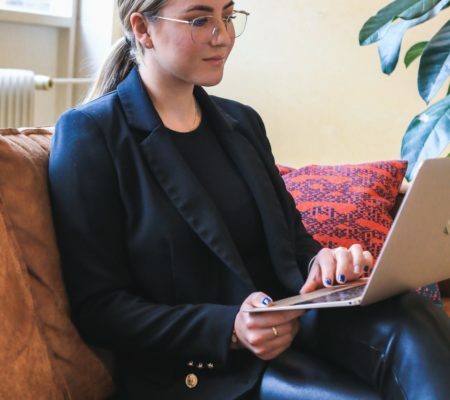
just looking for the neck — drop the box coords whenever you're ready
[138,65,200,133]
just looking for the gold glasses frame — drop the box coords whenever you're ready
[144,10,250,44]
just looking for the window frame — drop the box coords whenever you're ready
[0,0,75,28]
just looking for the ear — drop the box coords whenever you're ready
[130,12,154,49]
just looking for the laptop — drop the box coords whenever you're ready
[251,158,450,312]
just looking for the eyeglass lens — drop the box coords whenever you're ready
[191,13,247,44]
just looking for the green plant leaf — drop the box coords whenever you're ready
[400,0,449,18]
[376,1,447,74]
[404,41,428,67]
[418,20,450,103]
[401,95,450,180]
[359,0,444,46]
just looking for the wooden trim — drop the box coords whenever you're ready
[55,0,78,116]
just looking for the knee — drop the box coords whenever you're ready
[388,291,447,327]
[381,292,450,350]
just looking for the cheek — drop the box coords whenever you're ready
[170,37,200,68]
[173,33,189,49]
[221,38,235,64]
[229,37,235,52]
[160,36,196,71]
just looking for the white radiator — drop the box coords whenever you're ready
[0,69,35,129]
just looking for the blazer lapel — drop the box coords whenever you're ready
[117,68,255,289]
[195,88,304,293]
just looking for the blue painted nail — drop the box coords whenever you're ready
[339,274,346,283]
[325,278,332,286]
[364,265,369,272]
[262,297,272,306]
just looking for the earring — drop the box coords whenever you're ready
[145,42,152,49]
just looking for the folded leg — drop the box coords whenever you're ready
[260,292,450,400]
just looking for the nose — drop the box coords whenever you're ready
[211,18,232,46]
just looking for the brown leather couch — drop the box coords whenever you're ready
[0,127,114,400]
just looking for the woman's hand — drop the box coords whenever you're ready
[300,244,374,294]
[233,292,304,360]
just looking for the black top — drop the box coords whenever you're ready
[168,116,287,299]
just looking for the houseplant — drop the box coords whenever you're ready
[359,0,450,180]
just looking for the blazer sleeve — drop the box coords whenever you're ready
[244,106,323,279]
[49,109,239,365]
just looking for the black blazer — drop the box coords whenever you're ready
[49,67,322,399]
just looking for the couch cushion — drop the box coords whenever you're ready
[280,160,441,303]
[0,128,114,399]
[0,198,63,399]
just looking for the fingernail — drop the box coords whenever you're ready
[353,264,361,274]
[364,265,369,272]
[262,297,272,306]
[339,274,346,283]
[325,278,332,286]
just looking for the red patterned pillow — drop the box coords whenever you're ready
[281,160,441,303]
[282,161,407,258]
[276,164,294,176]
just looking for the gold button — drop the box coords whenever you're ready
[187,361,194,367]
[185,373,198,389]
[207,363,214,369]
[197,362,204,369]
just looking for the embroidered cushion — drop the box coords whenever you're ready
[279,161,441,303]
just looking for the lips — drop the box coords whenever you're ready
[203,56,226,67]
[203,56,225,62]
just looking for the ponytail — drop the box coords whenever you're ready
[84,0,169,103]
[84,37,135,103]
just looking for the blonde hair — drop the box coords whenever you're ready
[85,0,168,102]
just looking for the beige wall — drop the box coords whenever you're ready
[208,0,449,167]
[2,1,447,162]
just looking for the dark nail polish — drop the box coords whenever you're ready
[364,265,369,272]
[262,297,272,306]
[339,274,346,283]
[325,278,332,286]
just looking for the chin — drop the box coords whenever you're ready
[196,69,225,87]
[201,80,222,87]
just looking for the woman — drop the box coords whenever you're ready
[49,0,450,399]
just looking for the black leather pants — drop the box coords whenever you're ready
[257,292,450,400]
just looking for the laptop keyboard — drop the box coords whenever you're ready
[294,284,366,305]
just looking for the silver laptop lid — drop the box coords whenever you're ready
[361,158,450,306]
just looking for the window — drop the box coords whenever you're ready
[0,0,73,17]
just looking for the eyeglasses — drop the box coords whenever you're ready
[144,10,250,44]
